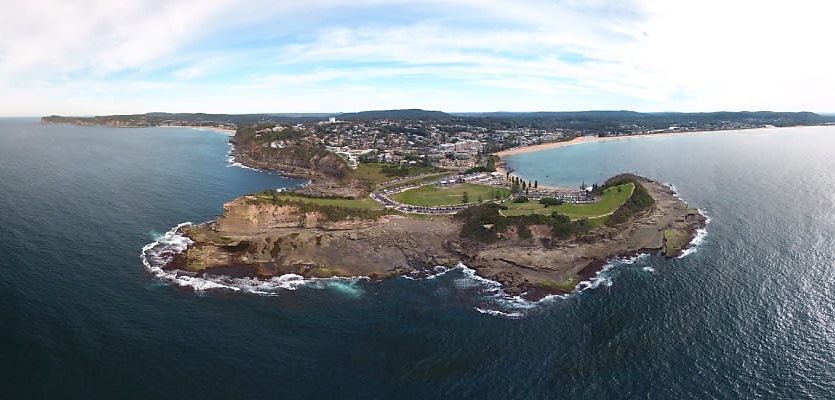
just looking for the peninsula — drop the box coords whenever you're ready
[45,110,715,296]
[178,122,704,297]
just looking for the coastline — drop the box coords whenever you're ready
[139,122,708,301]
[493,126,791,158]
[160,125,236,136]
[156,173,706,299]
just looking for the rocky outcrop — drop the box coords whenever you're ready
[175,177,707,298]
[213,196,381,235]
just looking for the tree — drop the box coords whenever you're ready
[534,180,538,189]
[462,191,469,203]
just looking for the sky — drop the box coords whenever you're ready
[3,0,835,116]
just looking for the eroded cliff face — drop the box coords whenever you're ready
[213,197,380,235]
[179,201,460,280]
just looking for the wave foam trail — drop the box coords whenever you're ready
[448,264,566,319]
[140,223,365,296]
[679,208,711,258]
[226,144,263,172]
[575,253,651,292]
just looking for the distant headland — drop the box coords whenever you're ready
[47,109,783,295]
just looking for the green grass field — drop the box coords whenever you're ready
[257,193,384,210]
[502,182,635,220]
[353,163,392,186]
[392,183,511,207]
[354,163,449,187]
[379,172,456,190]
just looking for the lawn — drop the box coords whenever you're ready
[392,183,511,207]
[259,193,384,210]
[353,163,392,186]
[379,172,456,190]
[354,163,450,187]
[502,183,634,220]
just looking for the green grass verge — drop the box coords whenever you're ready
[538,276,580,293]
[354,163,449,186]
[353,163,392,186]
[663,229,689,255]
[379,172,457,190]
[257,192,384,210]
[392,183,511,207]
[502,183,634,220]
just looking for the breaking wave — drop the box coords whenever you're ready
[140,223,366,296]
[226,143,263,172]
[406,264,568,319]
[679,208,711,258]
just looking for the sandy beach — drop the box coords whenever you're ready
[494,130,704,158]
[492,125,806,158]
[161,125,236,135]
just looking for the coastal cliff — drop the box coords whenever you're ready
[174,176,706,297]
[230,138,368,198]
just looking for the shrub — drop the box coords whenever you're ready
[539,197,564,206]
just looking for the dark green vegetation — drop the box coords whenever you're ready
[602,175,654,225]
[248,191,395,221]
[539,198,564,206]
[42,112,333,127]
[235,125,305,144]
[456,204,594,243]
[392,183,511,207]
[454,110,829,137]
[457,175,656,243]
[337,109,452,120]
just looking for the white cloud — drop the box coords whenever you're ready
[2,0,835,115]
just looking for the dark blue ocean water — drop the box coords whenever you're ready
[2,120,834,399]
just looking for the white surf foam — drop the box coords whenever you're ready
[225,143,264,172]
[450,264,567,319]
[140,223,366,296]
[475,307,524,319]
[575,253,650,292]
[678,208,711,258]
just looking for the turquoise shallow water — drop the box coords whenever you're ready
[1,120,834,398]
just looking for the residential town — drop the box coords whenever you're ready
[252,116,566,170]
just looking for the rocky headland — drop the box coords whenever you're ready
[41,114,706,296]
[173,173,706,298]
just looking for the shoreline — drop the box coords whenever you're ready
[491,125,817,190]
[159,125,236,136]
[141,121,707,303]
[492,125,799,158]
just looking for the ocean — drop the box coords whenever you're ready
[1,119,834,399]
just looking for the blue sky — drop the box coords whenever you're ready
[3,0,834,116]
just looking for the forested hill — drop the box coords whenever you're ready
[40,112,331,128]
[42,110,833,134]
[449,110,832,134]
[336,109,452,120]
